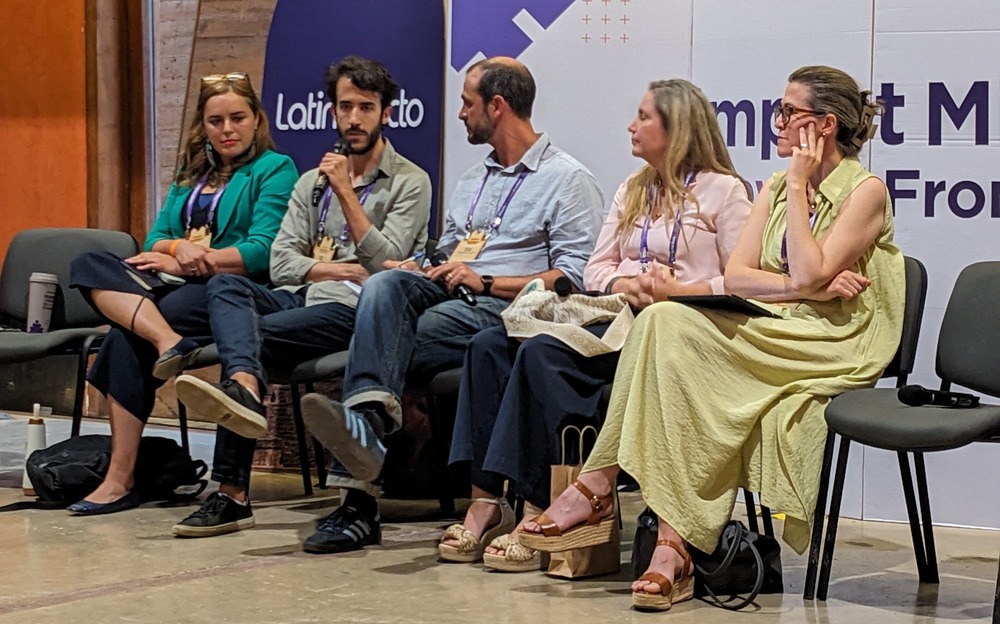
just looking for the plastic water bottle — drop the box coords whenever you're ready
[22,404,47,497]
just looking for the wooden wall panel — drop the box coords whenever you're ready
[0,1,89,266]
[154,0,200,207]
[180,0,278,162]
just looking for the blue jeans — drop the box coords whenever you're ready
[206,274,358,489]
[341,269,508,429]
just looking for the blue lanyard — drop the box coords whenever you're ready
[781,209,820,273]
[318,180,377,244]
[465,169,530,236]
[184,174,228,232]
[639,171,697,273]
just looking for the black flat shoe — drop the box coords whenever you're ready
[152,337,204,380]
[67,490,141,516]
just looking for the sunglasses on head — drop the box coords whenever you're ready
[201,72,252,88]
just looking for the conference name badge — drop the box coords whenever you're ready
[313,235,335,262]
[187,226,213,249]
[449,230,487,262]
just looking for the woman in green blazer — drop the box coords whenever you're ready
[67,73,298,515]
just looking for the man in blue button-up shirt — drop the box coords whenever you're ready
[298,56,604,555]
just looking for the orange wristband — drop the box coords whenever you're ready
[168,239,182,256]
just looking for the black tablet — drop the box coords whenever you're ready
[670,294,780,318]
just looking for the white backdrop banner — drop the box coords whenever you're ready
[444,0,1000,528]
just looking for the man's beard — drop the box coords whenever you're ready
[465,116,494,145]
[339,126,381,155]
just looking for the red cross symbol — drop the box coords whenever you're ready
[601,33,610,43]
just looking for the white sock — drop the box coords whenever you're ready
[218,492,249,506]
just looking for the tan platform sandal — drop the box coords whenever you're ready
[482,533,545,572]
[631,539,695,612]
[438,497,515,563]
[517,480,615,553]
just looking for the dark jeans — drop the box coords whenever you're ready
[341,269,508,429]
[70,251,213,422]
[206,274,358,489]
[448,323,619,508]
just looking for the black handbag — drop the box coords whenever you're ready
[631,509,783,610]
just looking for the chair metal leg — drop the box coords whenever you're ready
[898,452,932,582]
[743,488,760,534]
[760,505,774,537]
[426,393,456,515]
[993,553,1000,624]
[177,401,190,454]
[913,452,940,583]
[804,431,836,600]
[817,436,851,601]
[289,383,313,497]
[71,334,101,437]
[303,382,328,489]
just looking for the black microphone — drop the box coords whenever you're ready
[429,250,477,306]
[897,384,980,408]
[311,139,352,207]
[554,276,573,298]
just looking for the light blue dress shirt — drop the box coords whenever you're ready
[437,133,605,289]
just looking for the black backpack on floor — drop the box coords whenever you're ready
[24,434,207,504]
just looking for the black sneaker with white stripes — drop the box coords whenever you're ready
[300,393,387,483]
[302,504,381,554]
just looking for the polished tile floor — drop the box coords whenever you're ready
[0,415,997,623]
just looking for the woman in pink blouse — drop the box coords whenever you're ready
[439,79,751,570]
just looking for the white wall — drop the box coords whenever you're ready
[446,0,1000,528]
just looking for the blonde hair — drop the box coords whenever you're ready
[618,79,744,236]
[174,75,277,187]
[788,65,880,157]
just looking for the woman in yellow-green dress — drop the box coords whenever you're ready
[519,65,904,613]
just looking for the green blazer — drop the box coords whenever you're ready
[144,149,299,278]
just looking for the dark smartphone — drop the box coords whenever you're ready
[119,259,165,291]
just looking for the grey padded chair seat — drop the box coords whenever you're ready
[426,367,462,395]
[288,351,349,384]
[179,345,348,385]
[0,327,106,363]
[826,388,1000,452]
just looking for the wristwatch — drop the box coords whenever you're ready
[480,275,494,297]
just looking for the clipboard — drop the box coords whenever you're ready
[670,294,780,318]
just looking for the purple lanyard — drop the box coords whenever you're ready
[318,180,377,244]
[781,209,820,273]
[639,171,697,273]
[184,174,228,233]
[465,169,530,236]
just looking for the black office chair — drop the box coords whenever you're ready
[805,259,1000,605]
[0,228,139,432]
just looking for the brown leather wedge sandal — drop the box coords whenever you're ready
[631,539,695,612]
[517,480,615,553]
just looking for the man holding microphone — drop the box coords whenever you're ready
[297,57,605,554]
[172,56,431,538]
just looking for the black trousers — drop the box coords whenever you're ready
[448,323,619,508]
[70,251,212,422]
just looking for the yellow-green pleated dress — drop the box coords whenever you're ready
[584,157,905,554]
